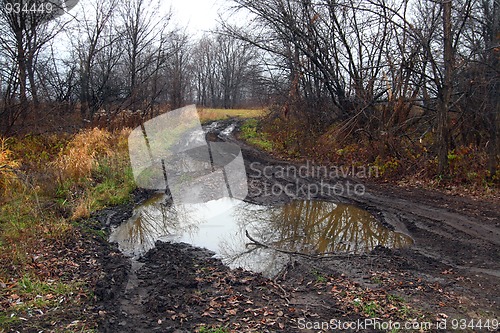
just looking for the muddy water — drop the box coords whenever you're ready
[109,196,413,276]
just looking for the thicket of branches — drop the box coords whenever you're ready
[0,0,498,178]
[224,0,499,178]
[0,0,265,134]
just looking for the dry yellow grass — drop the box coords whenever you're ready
[51,128,113,183]
[0,128,138,333]
[198,108,266,123]
[0,137,21,198]
[66,127,134,220]
[72,196,92,220]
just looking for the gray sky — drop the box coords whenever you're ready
[54,0,238,56]
[170,0,223,34]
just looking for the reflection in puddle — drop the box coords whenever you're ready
[109,196,413,276]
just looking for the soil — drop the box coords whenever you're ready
[91,120,499,332]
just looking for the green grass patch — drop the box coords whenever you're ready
[71,162,136,220]
[0,312,21,328]
[361,301,380,317]
[0,274,89,331]
[387,294,406,303]
[92,159,136,205]
[0,189,73,267]
[312,270,327,283]
[0,128,139,332]
[197,326,230,333]
[2,274,84,313]
[239,119,273,152]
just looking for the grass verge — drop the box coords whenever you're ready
[0,127,136,332]
[239,119,273,152]
[241,115,498,198]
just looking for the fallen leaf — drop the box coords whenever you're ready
[226,308,237,315]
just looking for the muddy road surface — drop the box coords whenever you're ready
[95,120,499,333]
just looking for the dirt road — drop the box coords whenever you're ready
[95,120,499,332]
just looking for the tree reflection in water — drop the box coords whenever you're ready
[109,193,202,258]
[220,201,413,275]
[110,197,412,276]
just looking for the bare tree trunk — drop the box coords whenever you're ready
[487,0,500,178]
[14,28,28,107]
[437,0,453,175]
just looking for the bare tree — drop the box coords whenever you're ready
[117,0,171,110]
[165,31,190,109]
[191,32,263,109]
[454,0,499,177]
[73,0,118,118]
[407,0,494,175]
[192,35,215,106]
[0,0,66,131]
[436,0,454,174]
[224,0,394,125]
[222,0,497,176]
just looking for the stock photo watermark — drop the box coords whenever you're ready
[127,105,379,205]
[128,105,248,210]
[3,0,79,21]
[297,317,499,331]
[248,161,379,199]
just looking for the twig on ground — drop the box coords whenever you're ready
[244,230,369,259]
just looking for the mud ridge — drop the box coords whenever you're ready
[94,120,499,332]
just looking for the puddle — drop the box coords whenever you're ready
[219,123,236,137]
[109,196,413,276]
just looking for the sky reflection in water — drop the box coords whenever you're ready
[109,195,413,276]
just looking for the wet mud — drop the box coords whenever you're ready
[94,120,499,332]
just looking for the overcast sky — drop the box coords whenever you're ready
[170,0,225,35]
[55,0,241,56]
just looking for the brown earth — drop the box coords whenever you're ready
[8,120,497,333]
[3,115,497,333]
[89,120,499,333]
